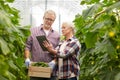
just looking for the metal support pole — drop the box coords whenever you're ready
[30,0,33,26]
[45,0,47,11]
[59,14,61,34]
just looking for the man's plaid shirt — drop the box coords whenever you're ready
[52,36,81,79]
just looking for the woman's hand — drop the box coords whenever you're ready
[43,40,57,55]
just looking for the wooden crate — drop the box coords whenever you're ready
[28,65,52,78]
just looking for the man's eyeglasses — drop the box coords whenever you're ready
[45,18,54,22]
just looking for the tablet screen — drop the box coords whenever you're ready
[36,35,48,51]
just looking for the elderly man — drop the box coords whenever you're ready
[24,10,60,80]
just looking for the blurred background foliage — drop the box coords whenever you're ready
[0,0,30,80]
[74,0,120,80]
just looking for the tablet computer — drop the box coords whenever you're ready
[36,35,48,51]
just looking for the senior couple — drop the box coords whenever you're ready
[24,10,81,80]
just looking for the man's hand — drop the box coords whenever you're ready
[25,58,31,68]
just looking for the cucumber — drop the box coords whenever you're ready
[32,62,49,67]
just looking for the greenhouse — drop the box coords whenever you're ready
[0,0,120,80]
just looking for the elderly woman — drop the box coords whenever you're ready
[43,22,81,80]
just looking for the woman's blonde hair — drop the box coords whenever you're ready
[62,21,75,34]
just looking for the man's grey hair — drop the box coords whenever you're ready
[44,10,56,19]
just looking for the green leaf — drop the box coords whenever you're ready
[5,71,16,80]
[115,72,120,80]
[0,37,10,55]
[82,4,101,19]
[85,32,98,48]
[0,10,14,28]
[94,41,106,54]
[8,60,19,70]
[106,40,116,58]
[80,1,85,5]
[6,0,14,3]
[92,21,105,31]
[92,19,112,31]
[0,75,8,80]
[106,1,120,12]
[16,57,24,67]
[0,55,9,75]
